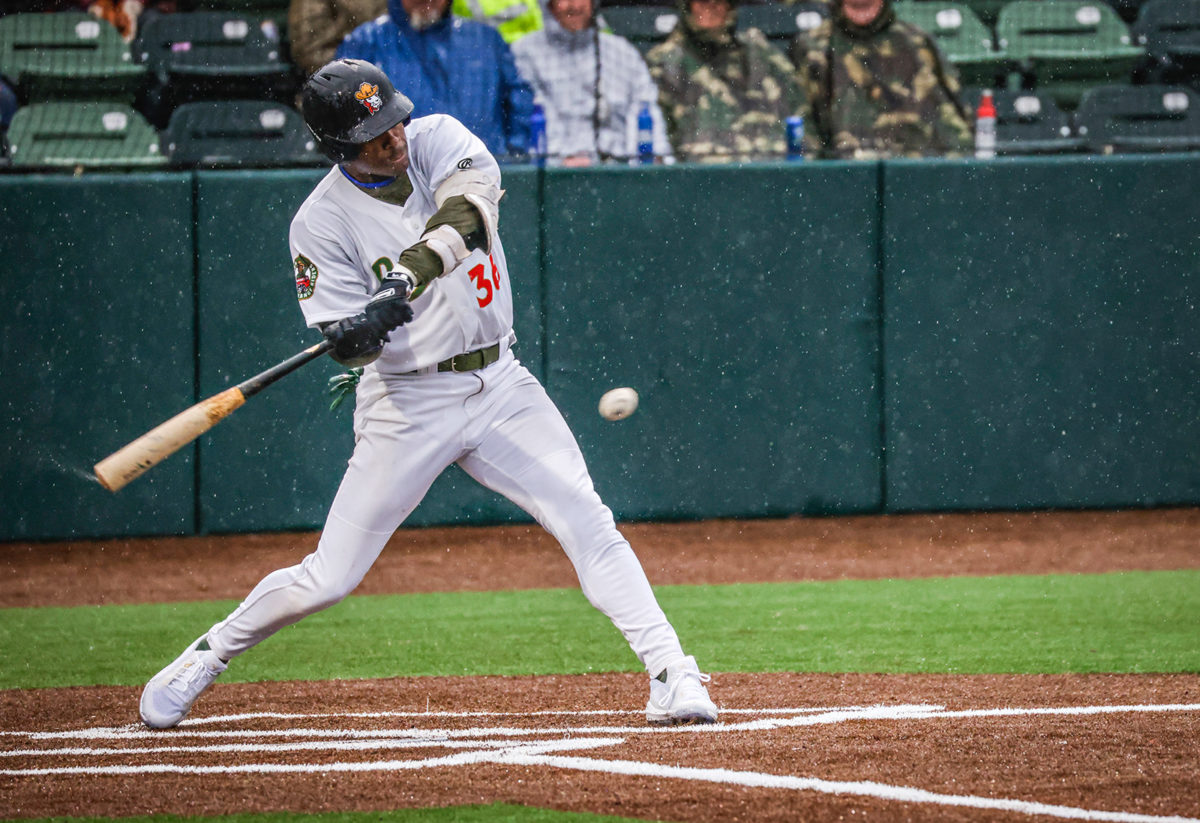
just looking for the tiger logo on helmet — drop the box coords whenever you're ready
[354,82,384,115]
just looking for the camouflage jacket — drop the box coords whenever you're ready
[790,4,972,159]
[645,14,807,163]
[288,0,387,76]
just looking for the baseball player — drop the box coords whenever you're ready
[139,58,717,730]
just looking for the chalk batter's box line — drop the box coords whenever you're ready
[2,702,1199,823]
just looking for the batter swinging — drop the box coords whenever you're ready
[139,59,718,729]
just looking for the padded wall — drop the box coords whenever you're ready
[541,162,884,521]
[0,174,195,540]
[194,167,542,534]
[4,156,1197,542]
[194,169,334,534]
[883,155,1200,510]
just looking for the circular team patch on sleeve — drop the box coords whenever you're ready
[294,254,318,300]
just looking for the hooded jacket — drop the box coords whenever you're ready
[644,1,807,162]
[336,0,535,157]
[791,0,971,158]
[511,9,671,161]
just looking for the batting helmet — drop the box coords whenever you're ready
[301,59,415,163]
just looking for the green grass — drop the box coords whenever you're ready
[17,807,646,823]
[1,570,1197,690]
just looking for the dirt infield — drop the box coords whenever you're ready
[3,508,1199,608]
[2,508,1199,822]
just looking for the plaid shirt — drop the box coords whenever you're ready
[512,15,672,161]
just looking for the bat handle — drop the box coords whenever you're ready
[237,339,335,399]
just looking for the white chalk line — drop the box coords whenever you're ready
[181,705,877,723]
[500,752,1200,823]
[9,701,1199,744]
[3,701,1198,823]
[3,704,942,742]
[0,737,528,758]
[0,737,624,776]
[0,703,913,740]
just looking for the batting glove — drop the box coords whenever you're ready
[365,269,416,336]
[323,313,385,368]
[328,366,363,411]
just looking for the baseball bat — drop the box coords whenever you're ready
[94,339,335,493]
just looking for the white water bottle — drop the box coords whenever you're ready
[975,90,997,159]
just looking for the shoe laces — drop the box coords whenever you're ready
[165,654,217,696]
[660,666,711,706]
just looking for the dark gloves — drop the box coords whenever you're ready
[323,271,417,368]
[323,313,386,368]
[365,270,416,335]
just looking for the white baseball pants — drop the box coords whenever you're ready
[206,350,687,677]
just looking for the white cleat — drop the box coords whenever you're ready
[645,655,718,726]
[139,635,227,729]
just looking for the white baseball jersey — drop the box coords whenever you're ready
[289,113,514,374]
[199,110,698,699]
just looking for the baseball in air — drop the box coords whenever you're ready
[599,387,639,421]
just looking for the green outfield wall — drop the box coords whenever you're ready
[883,155,1200,511]
[0,174,196,539]
[541,163,882,520]
[0,155,1196,541]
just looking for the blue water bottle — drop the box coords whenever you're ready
[785,115,805,161]
[637,102,654,165]
[529,103,547,164]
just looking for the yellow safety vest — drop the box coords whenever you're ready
[452,0,543,43]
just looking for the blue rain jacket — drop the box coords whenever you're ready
[336,0,533,157]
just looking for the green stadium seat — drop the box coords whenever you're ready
[163,100,326,168]
[997,0,1144,108]
[6,101,166,169]
[133,10,292,107]
[1133,0,1200,83]
[187,0,292,9]
[184,0,292,45]
[1109,0,1154,24]
[0,12,147,103]
[738,2,830,42]
[599,5,680,53]
[954,0,1009,28]
[964,86,1087,152]
[895,1,1011,86]
[1074,82,1200,151]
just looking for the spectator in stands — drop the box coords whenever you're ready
[288,0,386,77]
[452,0,542,44]
[0,75,18,134]
[3,1,87,12]
[9,0,179,42]
[644,0,807,163]
[336,0,534,158]
[790,0,972,159]
[512,0,671,165]
[85,0,143,41]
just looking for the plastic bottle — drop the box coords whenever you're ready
[785,115,805,161]
[975,90,997,159]
[636,102,654,165]
[529,103,547,164]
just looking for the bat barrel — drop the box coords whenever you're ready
[94,387,246,492]
[94,338,335,493]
